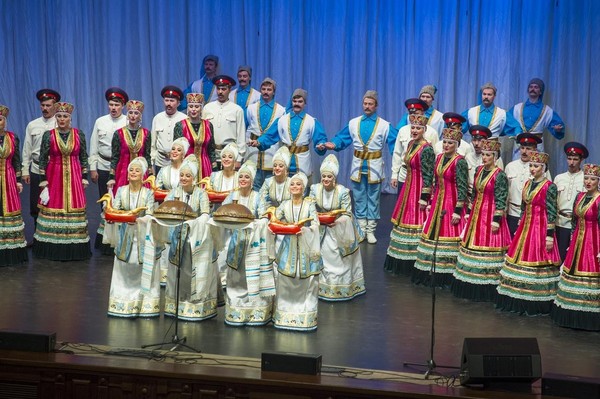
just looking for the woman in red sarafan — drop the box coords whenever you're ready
[33,102,91,261]
[0,105,27,266]
[551,163,600,331]
[496,151,561,315]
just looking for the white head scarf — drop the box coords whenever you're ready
[172,137,190,155]
[238,160,257,180]
[221,142,239,160]
[320,154,339,177]
[180,155,199,178]
[128,156,148,176]
[290,172,308,188]
[272,146,291,169]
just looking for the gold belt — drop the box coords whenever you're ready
[353,149,382,160]
[558,211,572,218]
[159,150,170,158]
[289,145,309,154]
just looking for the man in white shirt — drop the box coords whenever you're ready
[505,133,550,235]
[22,88,60,225]
[461,82,520,141]
[245,77,286,190]
[203,75,245,170]
[228,65,261,128]
[151,85,187,175]
[554,142,587,261]
[89,87,128,199]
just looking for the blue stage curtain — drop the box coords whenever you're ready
[1,0,599,187]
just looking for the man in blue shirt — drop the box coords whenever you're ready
[322,90,397,244]
[461,82,521,141]
[250,88,327,186]
[228,66,261,128]
[180,54,220,110]
[245,78,286,190]
[508,78,565,160]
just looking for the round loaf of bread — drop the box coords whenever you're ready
[213,203,255,223]
[154,200,196,221]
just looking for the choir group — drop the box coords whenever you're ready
[0,58,597,331]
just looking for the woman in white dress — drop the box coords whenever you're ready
[156,137,188,191]
[154,137,188,284]
[310,154,366,301]
[271,172,322,331]
[209,142,239,202]
[221,161,274,326]
[211,143,239,286]
[107,157,157,317]
[258,146,292,215]
[164,156,214,321]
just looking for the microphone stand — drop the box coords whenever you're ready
[142,193,200,353]
[404,209,458,378]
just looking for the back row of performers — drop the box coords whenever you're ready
[18,75,562,250]
[384,112,599,331]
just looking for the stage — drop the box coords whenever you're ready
[0,191,598,398]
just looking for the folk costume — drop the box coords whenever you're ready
[272,172,322,331]
[310,155,365,301]
[0,105,27,266]
[385,113,435,276]
[245,78,286,190]
[330,90,396,244]
[163,157,214,321]
[107,158,158,317]
[496,152,561,315]
[221,162,275,326]
[33,102,90,261]
[551,164,600,331]
[108,100,152,193]
[452,139,511,302]
[173,93,217,181]
[414,118,468,287]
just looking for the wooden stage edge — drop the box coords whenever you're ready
[0,344,553,399]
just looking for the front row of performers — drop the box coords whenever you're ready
[385,113,599,331]
[104,143,366,331]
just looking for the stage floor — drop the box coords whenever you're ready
[1,191,598,384]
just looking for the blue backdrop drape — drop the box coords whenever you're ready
[1,0,599,187]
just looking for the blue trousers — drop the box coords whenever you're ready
[351,174,381,220]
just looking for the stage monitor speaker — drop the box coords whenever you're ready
[0,329,56,353]
[460,337,541,386]
[261,351,322,375]
[542,373,600,399]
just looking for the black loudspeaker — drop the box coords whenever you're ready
[542,373,600,399]
[261,351,322,375]
[460,337,542,386]
[0,329,56,352]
